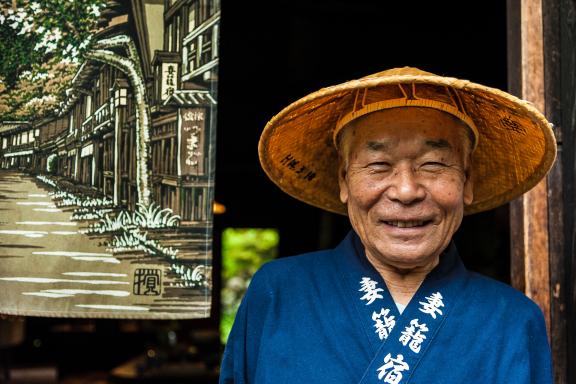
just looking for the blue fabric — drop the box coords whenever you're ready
[219,231,552,384]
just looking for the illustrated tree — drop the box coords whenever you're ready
[0,0,152,206]
[85,36,152,206]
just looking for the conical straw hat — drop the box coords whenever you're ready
[258,67,557,215]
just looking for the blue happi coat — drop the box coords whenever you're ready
[220,231,552,384]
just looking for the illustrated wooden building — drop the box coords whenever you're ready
[33,116,69,174]
[4,0,220,225]
[137,0,219,223]
[0,121,37,169]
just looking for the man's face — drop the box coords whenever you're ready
[338,107,473,270]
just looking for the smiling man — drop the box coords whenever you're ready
[338,108,474,308]
[219,67,556,383]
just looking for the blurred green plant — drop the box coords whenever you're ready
[220,228,279,344]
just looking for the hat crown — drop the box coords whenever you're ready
[363,66,437,79]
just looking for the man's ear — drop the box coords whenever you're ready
[338,157,349,204]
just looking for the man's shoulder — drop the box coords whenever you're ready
[465,271,544,318]
[246,233,357,300]
[255,248,334,281]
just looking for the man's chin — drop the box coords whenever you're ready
[372,243,442,269]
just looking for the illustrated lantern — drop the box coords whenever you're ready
[114,87,127,107]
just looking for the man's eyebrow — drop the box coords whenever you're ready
[425,139,452,149]
[366,140,391,151]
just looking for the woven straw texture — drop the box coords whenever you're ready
[259,67,557,215]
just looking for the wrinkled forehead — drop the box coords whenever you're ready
[336,107,475,155]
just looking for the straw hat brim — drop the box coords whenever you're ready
[258,69,557,216]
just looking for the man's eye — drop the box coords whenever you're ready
[421,162,447,171]
[367,162,391,172]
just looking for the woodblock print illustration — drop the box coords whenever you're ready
[0,0,219,319]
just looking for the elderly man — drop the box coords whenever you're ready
[219,67,555,383]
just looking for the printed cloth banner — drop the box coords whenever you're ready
[0,1,220,319]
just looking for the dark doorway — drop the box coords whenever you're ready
[216,0,510,282]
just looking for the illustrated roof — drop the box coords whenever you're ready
[0,122,31,134]
[162,90,217,107]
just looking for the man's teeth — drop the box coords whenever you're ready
[386,221,425,228]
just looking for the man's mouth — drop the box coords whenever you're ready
[383,220,431,228]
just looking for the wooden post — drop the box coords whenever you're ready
[509,0,575,382]
[542,1,570,383]
[508,0,551,330]
[114,105,122,205]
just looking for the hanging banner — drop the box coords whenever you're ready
[161,62,178,100]
[80,143,93,158]
[179,107,207,176]
[0,0,220,319]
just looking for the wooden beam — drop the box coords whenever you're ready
[556,1,576,381]
[541,0,569,382]
[508,0,551,334]
[507,0,527,294]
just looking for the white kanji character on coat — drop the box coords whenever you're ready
[359,277,384,305]
[418,292,444,319]
[399,319,429,353]
[377,353,409,384]
[372,308,396,340]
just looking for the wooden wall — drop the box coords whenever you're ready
[508,0,575,382]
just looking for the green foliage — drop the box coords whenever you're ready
[221,228,279,280]
[220,228,279,344]
[0,0,106,119]
[1,0,106,63]
[1,58,77,120]
[0,21,42,87]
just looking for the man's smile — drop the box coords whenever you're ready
[381,220,431,228]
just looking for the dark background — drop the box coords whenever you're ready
[7,1,512,382]
[216,0,510,281]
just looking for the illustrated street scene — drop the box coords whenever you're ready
[0,0,219,318]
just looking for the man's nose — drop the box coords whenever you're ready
[385,167,426,205]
